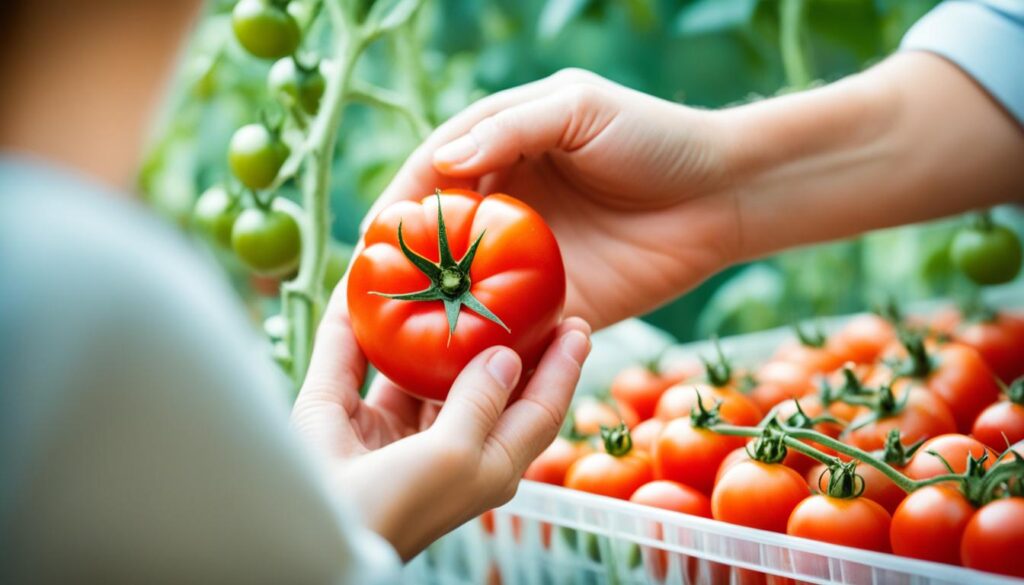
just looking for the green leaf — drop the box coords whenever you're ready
[675,0,758,36]
[538,0,592,40]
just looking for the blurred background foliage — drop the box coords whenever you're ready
[142,0,1022,342]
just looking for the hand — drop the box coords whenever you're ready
[291,289,592,560]
[367,69,739,330]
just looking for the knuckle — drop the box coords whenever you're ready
[550,67,597,85]
[559,83,604,114]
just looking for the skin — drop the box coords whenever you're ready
[0,1,593,562]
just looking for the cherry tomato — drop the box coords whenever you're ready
[807,463,906,514]
[845,386,957,452]
[954,313,1024,384]
[830,313,897,365]
[904,434,994,480]
[787,495,891,552]
[566,427,653,500]
[629,480,712,517]
[193,185,239,248]
[228,124,289,190]
[716,446,752,485]
[611,365,677,421]
[973,400,1024,452]
[960,497,1024,577]
[906,342,1001,433]
[268,57,326,114]
[524,436,591,486]
[573,398,636,436]
[655,383,762,427]
[232,0,301,59]
[654,418,744,495]
[348,191,565,401]
[712,460,809,533]
[773,337,842,374]
[950,217,1023,285]
[231,205,301,276]
[630,418,665,453]
[890,485,975,564]
[748,360,814,413]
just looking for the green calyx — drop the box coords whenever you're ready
[369,191,509,341]
[794,322,826,348]
[748,419,788,464]
[1005,376,1024,405]
[689,390,725,428]
[702,337,732,387]
[601,423,634,457]
[880,428,924,467]
[824,460,865,499]
[896,332,933,378]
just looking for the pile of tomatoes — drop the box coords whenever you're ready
[521,305,1024,578]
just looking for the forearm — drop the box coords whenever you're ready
[717,52,1024,262]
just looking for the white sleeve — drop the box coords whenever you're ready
[0,181,400,584]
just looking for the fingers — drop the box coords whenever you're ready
[486,318,592,473]
[432,346,523,447]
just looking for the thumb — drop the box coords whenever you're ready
[432,86,613,177]
[432,346,522,447]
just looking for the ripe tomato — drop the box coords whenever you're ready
[973,399,1024,451]
[231,205,301,276]
[904,434,994,480]
[773,336,842,374]
[890,486,975,564]
[573,398,636,436]
[655,384,762,427]
[232,0,301,59]
[654,418,744,495]
[960,498,1024,577]
[565,427,653,500]
[902,341,1001,433]
[830,313,897,365]
[712,460,809,533]
[348,191,565,401]
[611,365,678,421]
[193,185,240,248]
[629,480,712,517]
[950,217,1023,285]
[268,57,326,115]
[228,124,289,190]
[716,447,752,485]
[954,313,1024,384]
[844,386,956,452]
[524,436,591,486]
[630,418,665,453]
[807,463,907,514]
[787,495,891,552]
[748,360,814,413]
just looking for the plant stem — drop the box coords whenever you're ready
[779,0,811,89]
[347,81,431,140]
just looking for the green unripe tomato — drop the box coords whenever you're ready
[193,186,240,247]
[232,205,301,276]
[951,222,1023,285]
[232,0,301,60]
[268,58,326,114]
[228,124,289,190]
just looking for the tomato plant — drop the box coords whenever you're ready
[232,0,301,60]
[228,123,290,190]
[960,497,1024,577]
[268,57,327,115]
[231,204,301,276]
[565,425,653,500]
[347,190,565,401]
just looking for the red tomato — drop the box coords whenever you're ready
[655,384,762,427]
[654,418,745,495]
[524,436,591,486]
[787,495,892,552]
[611,366,678,421]
[906,342,1001,433]
[630,418,665,453]
[712,461,810,533]
[716,447,752,485]
[904,434,994,480]
[972,396,1024,451]
[954,312,1024,384]
[573,398,634,436]
[845,386,957,452]
[774,338,843,374]
[807,463,907,515]
[748,361,814,413]
[960,498,1024,577]
[629,480,712,517]
[830,314,897,364]
[890,486,975,564]
[348,190,565,401]
[565,428,653,500]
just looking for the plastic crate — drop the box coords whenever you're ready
[404,292,1024,585]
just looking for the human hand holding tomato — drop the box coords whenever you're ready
[291,290,591,560]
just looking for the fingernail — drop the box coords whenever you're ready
[561,330,591,366]
[487,348,521,389]
[434,136,478,166]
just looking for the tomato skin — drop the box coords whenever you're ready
[972,401,1024,451]
[830,314,897,364]
[845,387,957,452]
[231,207,301,276]
[655,384,762,427]
[228,124,289,190]
[773,340,842,374]
[748,361,814,413]
[787,495,892,553]
[890,486,975,564]
[654,418,744,495]
[565,450,653,500]
[904,434,994,480]
[193,186,239,248]
[960,498,1024,577]
[232,0,301,59]
[630,418,665,453]
[712,461,810,533]
[611,366,675,421]
[524,437,591,486]
[807,463,907,514]
[920,343,1001,433]
[348,191,565,402]
[955,313,1024,384]
[573,399,634,436]
[629,480,712,517]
